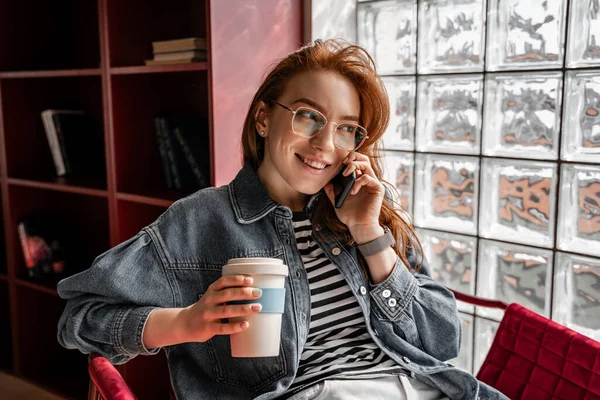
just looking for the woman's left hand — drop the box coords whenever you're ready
[323,152,384,232]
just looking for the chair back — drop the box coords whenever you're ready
[476,303,600,400]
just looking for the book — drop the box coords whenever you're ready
[41,109,83,176]
[153,117,174,189]
[41,110,105,177]
[144,58,204,66]
[153,49,207,62]
[17,214,66,279]
[154,115,210,190]
[152,37,207,53]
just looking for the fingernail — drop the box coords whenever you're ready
[240,321,249,329]
[244,276,253,285]
[251,304,262,312]
[252,288,262,297]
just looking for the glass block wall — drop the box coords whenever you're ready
[313,0,600,373]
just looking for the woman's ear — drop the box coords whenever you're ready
[254,101,269,137]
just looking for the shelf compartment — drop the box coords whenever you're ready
[1,76,107,188]
[0,1,100,71]
[15,285,88,399]
[106,0,206,67]
[111,70,210,196]
[0,280,12,371]
[8,186,110,284]
[116,200,168,243]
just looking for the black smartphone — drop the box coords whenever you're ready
[330,169,357,208]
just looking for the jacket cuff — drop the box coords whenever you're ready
[369,258,418,321]
[113,306,162,356]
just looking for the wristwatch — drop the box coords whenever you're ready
[357,226,396,257]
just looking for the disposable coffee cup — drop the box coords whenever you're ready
[222,257,288,357]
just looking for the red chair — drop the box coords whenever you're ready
[88,290,600,400]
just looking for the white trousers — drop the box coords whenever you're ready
[287,374,449,400]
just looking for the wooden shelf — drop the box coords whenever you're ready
[0,69,102,79]
[7,177,108,198]
[110,62,208,75]
[14,278,60,298]
[116,192,177,208]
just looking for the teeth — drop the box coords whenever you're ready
[300,156,326,170]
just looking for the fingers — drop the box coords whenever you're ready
[209,274,254,291]
[350,173,385,196]
[210,320,251,336]
[204,302,262,320]
[343,152,375,178]
[211,286,262,304]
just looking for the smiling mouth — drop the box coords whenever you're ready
[296,154,330,170]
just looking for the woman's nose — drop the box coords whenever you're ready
[309,122,337,152]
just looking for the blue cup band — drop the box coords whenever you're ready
[229,288,285,313]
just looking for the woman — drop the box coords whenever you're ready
[57,39,507,400]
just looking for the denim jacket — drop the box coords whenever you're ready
[57,162,507,400]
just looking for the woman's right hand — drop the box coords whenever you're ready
[180,275,262,343]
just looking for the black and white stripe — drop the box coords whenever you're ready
[287,214,399,392]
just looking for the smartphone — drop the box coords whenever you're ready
[330,169,357,208]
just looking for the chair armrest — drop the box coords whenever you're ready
[447,288,508,310]
[88,353,138,400]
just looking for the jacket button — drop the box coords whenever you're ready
[402,356,410,364]
[388,298,397,307]
[331,247,341,256]
[296,271,301,278]
[360,286,367,295]
[382,289,391,298]
[315,224,322,231]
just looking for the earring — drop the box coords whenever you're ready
[259,131,266,137]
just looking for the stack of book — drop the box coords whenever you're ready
[153,114,211,190]
[41,109,105,178]
[145,37,207,66]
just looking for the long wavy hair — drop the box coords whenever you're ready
[241,39,423,272]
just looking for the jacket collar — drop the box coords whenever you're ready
[229,162,321,224]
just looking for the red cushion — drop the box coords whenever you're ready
[89,354,138,400]
[477,303,600,400]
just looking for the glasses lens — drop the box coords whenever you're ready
[292,108,326,137]
[335,124,367,151]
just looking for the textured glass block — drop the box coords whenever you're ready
[357,0,417,75]
[561,71,600,163]
[382,76,416,150]
[554,253,600,340]
[480,159,557,248]
[416,228,477,313]
[486,0,567,70]
[477,239,552,321]
[382,151,414,216]
[557,164,600,257]
[311,0,357,43]
[566,0,600,67]
[482,72,563,160]
[416,75,483,155]
[450,313,474,373]
[417,0,486,73]
[474,317,500,374]
[414,154,479,234]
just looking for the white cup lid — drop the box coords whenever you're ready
[223,258,288,276]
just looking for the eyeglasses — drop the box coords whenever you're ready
[274,101,368,151]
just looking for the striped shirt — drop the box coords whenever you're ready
[287,213,401,393]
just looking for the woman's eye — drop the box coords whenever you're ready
[339,125,357,133]
[299,110,320,121]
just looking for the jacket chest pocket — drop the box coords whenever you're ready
[204,336,287,392]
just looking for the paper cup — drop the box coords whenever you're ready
[222,258,288,357]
